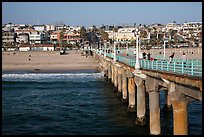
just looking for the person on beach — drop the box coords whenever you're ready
[28,55,31,61]
[169,52,175,63]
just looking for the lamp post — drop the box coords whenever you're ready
[126,40,128,56]
[99,41,101,55]
[113,28,117,63]
[163,40,166,58]
[104,41,107,58]
[113,39,116,62]
[134,34,140,72]
[163,35,168,59]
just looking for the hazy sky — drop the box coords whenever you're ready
[2,2,202,27]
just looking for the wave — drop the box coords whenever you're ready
[2,72,104,82]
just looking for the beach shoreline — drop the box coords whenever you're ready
[2,50,101,73]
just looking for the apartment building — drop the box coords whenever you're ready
[16,33,29,44]
[2,31,17,45]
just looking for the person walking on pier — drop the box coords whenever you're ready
[142,51,146,59]
[147,53,151,60]
[169,52,175,63]
[181,52,187,66]
[85,50,88,57]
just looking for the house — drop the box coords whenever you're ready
[31,44,55,51]
[33,25,45,32]
[18,44,31,51]
[16,33,29,44]
[50,32,60,43]
[2,31,17,45]
[18,44,55,51]
[29,31,45,44]
[45,24,56,31]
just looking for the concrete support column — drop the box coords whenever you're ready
[127,76,136,112]
[117,73,122,97]
[111,65,114,84]
[121,69,128,103]
[172,100,188,135]
[135,77,146,125]
[103,61,108,80]
[108,63,112,81]
[172,101,188,135]
[149,91,161,135]
[114,66,118,88]
[168,83,189,135]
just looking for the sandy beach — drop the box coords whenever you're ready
[2,50,100,73]
[2,47,202,73]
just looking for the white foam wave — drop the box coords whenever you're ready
[2,73,104,82]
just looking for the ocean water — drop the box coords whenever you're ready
[2,72,202,135]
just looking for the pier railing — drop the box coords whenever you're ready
[95,50,202,77]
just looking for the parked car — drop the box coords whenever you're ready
[60,49,69,55]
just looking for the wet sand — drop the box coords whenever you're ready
[2,50,100,73]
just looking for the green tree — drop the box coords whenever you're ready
[113,27,118,32]
[99,29,109,41]
[59,28,66,50]
[79,26,88,41]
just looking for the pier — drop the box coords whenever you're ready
[93,48,202,135]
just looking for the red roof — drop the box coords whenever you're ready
[32,44,54,47]
[19,44,54,47]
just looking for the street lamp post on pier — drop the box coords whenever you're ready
[104,41,107,58]
[134,34,140,72]
[99,41,101,55]
[163,39,168,59]
[113,40,116,63]
[126,41,128,56]
[163,35,168,59]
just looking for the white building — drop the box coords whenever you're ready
[29,31,45,44]
[105,27,137,42]
[18,44,55,51]
[31,44,55,51]
[182,22,202,33]
[45,24,56,31]
[16,33,29,44]
[33,25,45,31]
[19,44,31,51]
[2,31,16,44]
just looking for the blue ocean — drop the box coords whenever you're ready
[2,72,202,135]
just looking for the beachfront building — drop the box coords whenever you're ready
[16,33,29,44]
[2,31,17,44]
[45,24,56,31]
[2,31,17,51]
[105,27,137,43]
[182,22,202,34]
[50,30,80,45]
[63,32,81,45]
[18,44,55,51]
[18,44,31,51]
[33,25,45,32]
[50,32,60,44]
[15,28,45,44]
[31,44,55,51]
[29,31,45,44]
